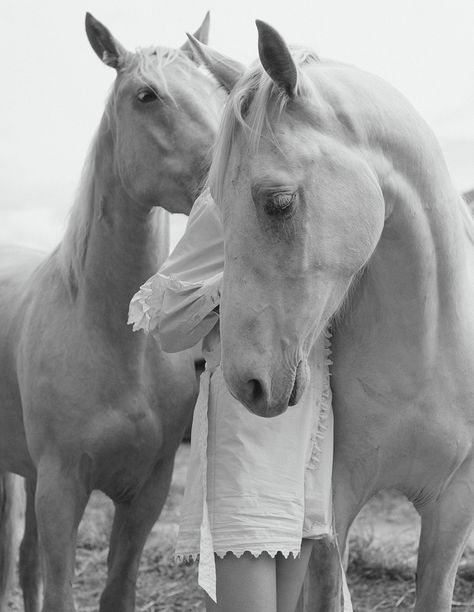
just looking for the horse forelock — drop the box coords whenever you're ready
[208,46,319,205]
[126,47,190,94]
[105,46,217,126]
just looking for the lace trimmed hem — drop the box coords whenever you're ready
[176,535,335,564]
[176,549,300,565]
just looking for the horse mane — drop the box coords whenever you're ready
[208,46,320,205]
[58,46,194,296]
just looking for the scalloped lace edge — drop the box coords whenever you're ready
[176,535,334,564]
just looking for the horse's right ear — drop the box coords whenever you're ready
[185,34,245,93]
[85,13,128,70]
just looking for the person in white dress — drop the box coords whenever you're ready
[128,189,351,612]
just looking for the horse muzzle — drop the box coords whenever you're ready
[224,359,309,418]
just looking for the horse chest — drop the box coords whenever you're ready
[333,368,474,501]
[86,367,194,485]
[85,403,160,495]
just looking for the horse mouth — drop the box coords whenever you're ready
[288,360,306,406]
[289,382,299,406]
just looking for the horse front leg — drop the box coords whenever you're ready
[299,457,368,612]
[295,537,344,612]
[0,472,21,612]
[299,519,354,611]
[35,458,89,612]
[415,460,474,612]
[19,478,42,612]
[99,456,175,612]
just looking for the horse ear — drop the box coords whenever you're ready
[185,34,245,93]
[181,11,211,54]
[255,20,297,97]
[85,13,128,70]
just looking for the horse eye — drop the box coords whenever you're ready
[265,192,297,216]
[137,88,158,103]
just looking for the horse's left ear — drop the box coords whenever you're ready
[181,11,211,55]
[85,13,128,70]
[256,20,297,98]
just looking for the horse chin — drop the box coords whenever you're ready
[244,401,289,418]
[288,359,308,406]
[155,194,193,215]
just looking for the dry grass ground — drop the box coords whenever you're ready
[6,444,474,611]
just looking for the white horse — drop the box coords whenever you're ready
[188,22,474,611]
[0,13,224,612]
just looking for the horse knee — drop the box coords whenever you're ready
[415,467,474,611]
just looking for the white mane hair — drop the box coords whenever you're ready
[208,46,320,205]
[58,47,195,295]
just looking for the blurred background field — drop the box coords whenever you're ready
[6,443,474,611]
[1,1,473,255]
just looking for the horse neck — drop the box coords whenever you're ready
[338,105,472,375]
[71,133,169,339]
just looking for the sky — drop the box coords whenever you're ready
[1,0,473,252]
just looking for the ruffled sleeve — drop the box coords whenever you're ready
[128,189,224,353]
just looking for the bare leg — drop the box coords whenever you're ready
[35,459,89,612]
[276,539,314,612]
[204,542,313,612]
[99,457,175,612]
[205,552,277,612]
[0,473,20,612]
[20,478,42,612]
[415,461,474,612]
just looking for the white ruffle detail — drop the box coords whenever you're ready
[128,274,166,333]
[308,327,333,471]
[128,272,221,336]
[195,367,216,601]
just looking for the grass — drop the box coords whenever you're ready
[6,445,474,611]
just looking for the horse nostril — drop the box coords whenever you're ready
[247,378,265,404]
[232,374,287,417]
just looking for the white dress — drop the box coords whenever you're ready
[128,191,351,610]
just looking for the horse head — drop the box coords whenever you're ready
[85,12,224,214]
[197,22,386,416]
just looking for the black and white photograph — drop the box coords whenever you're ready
[1,1,473,610]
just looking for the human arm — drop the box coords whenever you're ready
[128,189,223,352]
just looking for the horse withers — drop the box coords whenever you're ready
[191,22,474,612]
[0,13,224,612]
